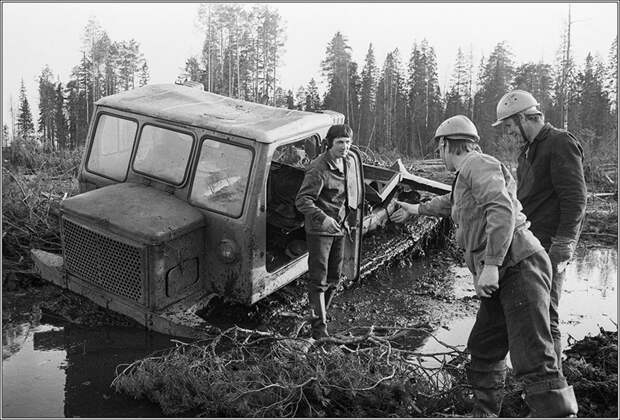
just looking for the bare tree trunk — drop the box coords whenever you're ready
[235,16,240,98]
[9,96,15,143]
[563,4,572,130]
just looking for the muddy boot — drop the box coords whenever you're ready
[308,291,328,339]
[525,384,578,417]
[324,286,337,310]
[467,365,506,417]
[554,338,564,374]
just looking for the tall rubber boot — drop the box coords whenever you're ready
[467,366,506,417]
[324,285,337,310]
[308,291,328,339]
[554,338,564,374]
[525,384,578,417]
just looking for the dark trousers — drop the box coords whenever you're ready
[549,254,567,368]
[467,251,566,389]
[307,234,344,295]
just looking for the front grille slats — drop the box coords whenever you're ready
[63,218,145,304]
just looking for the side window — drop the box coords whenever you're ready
[87,114,137,181]
[133,125,193,185]
[190,139,253,218]
[271,136,319,168]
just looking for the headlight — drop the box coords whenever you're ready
[218,239,238,263]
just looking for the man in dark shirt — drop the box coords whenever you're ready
[493,90,587,370]
[295,124,356,340]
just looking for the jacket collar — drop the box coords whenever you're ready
[531,123,552,145]
[454,150,479,172]
[324,152,345,173]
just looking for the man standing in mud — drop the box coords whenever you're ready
[295,124,356,340]
[391,115,579,417]
[492,90,587,370]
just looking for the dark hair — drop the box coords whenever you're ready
[325,124,353,148]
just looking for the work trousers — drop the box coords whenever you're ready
[549,252,567,368]
[307,234,345,295]
[467,251,566,389]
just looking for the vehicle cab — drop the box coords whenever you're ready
[58,84,364,330]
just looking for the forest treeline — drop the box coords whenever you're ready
[4,3,617,170]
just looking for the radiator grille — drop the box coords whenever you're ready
[63,218,145,304]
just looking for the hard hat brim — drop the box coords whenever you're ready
[491,119,503,127]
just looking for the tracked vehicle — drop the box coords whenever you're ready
[32,83,450,337]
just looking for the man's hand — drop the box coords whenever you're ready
[391,200,419,223]
[548,236,576,273]
[322,216,341,233]
[475,264,499,298]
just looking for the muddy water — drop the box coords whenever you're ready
[416,246,618,358]
[2,319,170,417]
[1,246,616,418]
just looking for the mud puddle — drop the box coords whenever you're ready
[2,316,171,418]
[413,245,617,361]
[2,245,616,418]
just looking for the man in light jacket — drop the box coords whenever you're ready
[392,115,578,417]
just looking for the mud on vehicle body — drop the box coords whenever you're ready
[32,83,449,337]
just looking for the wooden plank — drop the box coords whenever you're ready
[390,159,451,195]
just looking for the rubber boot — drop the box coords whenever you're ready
[324,285,337,310]
[525,384,578,417]
[553,338,564,374]
[467,366,506,417]
[308,291,328,339]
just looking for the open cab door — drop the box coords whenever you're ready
[342,146,365,282]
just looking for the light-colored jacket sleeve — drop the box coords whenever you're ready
[418,193,452,217]
[468,158,515,266]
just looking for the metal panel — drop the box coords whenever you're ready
[62,218,146,304]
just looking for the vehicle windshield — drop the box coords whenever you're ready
[87,114,137,181]
[133,125,193,185]
[190,139,252,218]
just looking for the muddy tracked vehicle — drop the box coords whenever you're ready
[31,83,450,337]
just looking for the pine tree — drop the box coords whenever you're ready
[295,86,306,110]
[512,62,554,113]
[17,79,35,138]
[2,124,9,147]
[65,78,88,149]
[38,66,57,147]
[305,78,321,112]
[445,47,470,118]
[376,49,407,153]
[473,41,515,154]
[182,56,205,85]
[605,36,617,113]
[196,3,284,103]
[285,89,295,109]
[321,32,354,121]
[552,6,578,130]
[406,40,443,157]
[576,53,610,137]
[54,82,68,150]
[138,61,150,87]
[358,43,378,147]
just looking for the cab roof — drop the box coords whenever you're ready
[96,84,343,144]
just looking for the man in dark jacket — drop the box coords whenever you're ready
[493,90,587,369]
[295,124,357,340]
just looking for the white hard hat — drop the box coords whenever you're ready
[434,115,480,142]
[492,90,540,126]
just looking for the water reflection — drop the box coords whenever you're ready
[2,316,173,418]
[1,247,616,418]
[419,246,618,355]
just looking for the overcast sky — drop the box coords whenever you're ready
[2,2,618,131]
